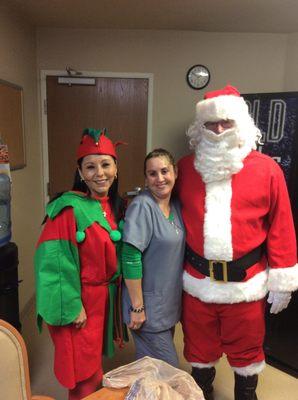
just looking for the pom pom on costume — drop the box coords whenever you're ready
[110,230,121,242]
[76,230,86,243]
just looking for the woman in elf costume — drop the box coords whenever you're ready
[35,128,125,400]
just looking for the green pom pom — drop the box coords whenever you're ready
[76,231,86,243]
[110,229,121,242]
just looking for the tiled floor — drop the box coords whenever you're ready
[22,302,297,400]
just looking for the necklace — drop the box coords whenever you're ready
[160,204,171,219]
[168,212,180,235]
[97,199,121,242]
[99,199,109,218]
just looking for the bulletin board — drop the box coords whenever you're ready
[0,79,26,170]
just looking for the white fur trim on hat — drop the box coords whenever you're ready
[232,361,266,376]
[183,270,268,303]
[196,94,249,125]
[267,264,298,291]
[187,94,261,151]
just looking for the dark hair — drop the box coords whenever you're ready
[73,157,125,222]
[143,148,176,175]
[46,156,125,223]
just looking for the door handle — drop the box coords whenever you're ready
[125,187,142,197]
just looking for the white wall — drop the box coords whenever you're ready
[37,29,288,158]
[0,17,294,313]
[0,5,42,312]
[284,33,298,91]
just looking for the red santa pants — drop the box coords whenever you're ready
[182,292,266,368]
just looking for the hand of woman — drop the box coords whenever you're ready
[128,310,146,330]
[73,305,87,329]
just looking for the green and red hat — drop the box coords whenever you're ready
[76,128,118,160]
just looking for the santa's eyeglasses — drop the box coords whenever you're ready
[204,119,235,130]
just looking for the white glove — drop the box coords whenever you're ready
[267,291,292,314]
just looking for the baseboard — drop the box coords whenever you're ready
[265,355,298,379]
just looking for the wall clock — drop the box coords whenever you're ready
[186,64,210,90]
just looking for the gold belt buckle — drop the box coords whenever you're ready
[209,260,228,282]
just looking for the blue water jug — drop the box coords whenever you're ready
[0,173,11,247]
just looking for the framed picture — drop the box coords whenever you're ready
[0,79,26,170]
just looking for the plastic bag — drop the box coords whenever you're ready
[103,356,205,400]
[125,377,184,400]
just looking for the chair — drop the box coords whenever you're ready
[0,319,55,400]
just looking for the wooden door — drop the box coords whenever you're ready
[46,76,148,198]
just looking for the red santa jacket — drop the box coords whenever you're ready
[177,150,298,303]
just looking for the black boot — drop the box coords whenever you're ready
[234,373,258,400]
[191,366,216,400]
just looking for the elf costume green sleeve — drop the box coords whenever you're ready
[34,192,123,358]
[35,236,82,331]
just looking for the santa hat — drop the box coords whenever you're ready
[77,128,119,160]
[195,85,249,125]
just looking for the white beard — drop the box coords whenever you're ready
[194,127,252,183]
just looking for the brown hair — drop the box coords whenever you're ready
[144,148,176,175]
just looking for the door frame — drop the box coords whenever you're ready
[40,69,154,207]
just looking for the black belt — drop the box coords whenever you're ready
[185,243,264,282]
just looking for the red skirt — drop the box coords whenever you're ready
[48,283,108,389]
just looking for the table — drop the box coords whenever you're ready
[83,387,129,399]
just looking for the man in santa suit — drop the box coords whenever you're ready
[177,85,298,400]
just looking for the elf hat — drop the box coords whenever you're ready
[76,128,122,160]
[196,84,249,125]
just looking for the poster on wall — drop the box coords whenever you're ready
[243,92,298,378]
[243,92,298,189]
